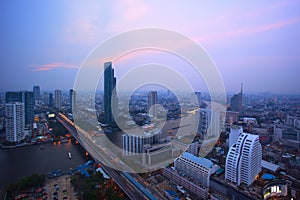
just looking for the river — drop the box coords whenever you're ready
[0,141,86,189]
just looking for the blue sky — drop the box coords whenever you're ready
[1,0,300,94]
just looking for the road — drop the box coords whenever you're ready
[56,112,166,200]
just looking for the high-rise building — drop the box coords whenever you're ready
[69,89,76,112]
[186,141,200,156]
[5,102,25,142]
[148,91,158,118]
[104,62,117,124]
[43,92,49,106]
[54,89,62,110]
[229,125,243,149]
[49,93,53,107]
[198,109,220,136]
[6,91,34,125]
[33,85,40,101]
[174,152,219,187]
[225,132,262,186]
[230,83,243,113]
[194,91,201,107]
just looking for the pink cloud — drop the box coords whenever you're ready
[122,0,149,21]
[30,62,79,72]
[197,17,300,43]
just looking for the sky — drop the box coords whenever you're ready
[1,0,300,94]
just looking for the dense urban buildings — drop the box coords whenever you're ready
[104,62,117,124]
[225,132,262,186]
[5,102,25,142]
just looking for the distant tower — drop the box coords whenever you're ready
[148,91,158,118]
[104,62,117,124]
[5,102,25,142]
[43,92,49,106]
[230,83,243,113]
[54,89,62,110]
[240,82,243,95]
[194,92,201,107]
[49,93,53,107]
[198,109,220,137]
[33,85,40,102]
[225,132,262,186]
[69,89,76,112]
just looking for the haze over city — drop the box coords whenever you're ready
[1,0,300,94]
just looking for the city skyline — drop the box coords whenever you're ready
[1,2,300,199]
[1,1,300,94]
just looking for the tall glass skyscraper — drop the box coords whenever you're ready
[33,85,40,101]
[54,89,62,110]
[104,62,117,124]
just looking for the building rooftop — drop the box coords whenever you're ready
[182,152,213,168]
[261,160,279,172]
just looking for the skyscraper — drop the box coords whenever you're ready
[49,92,53,107]
[148,91,158,118]
[6,91,34,125]
[69,89,76,112]
[198,109,220,136]
[33,85,40,101]
[225,132,262,186]
[5,102,25,142]
[43,92,49,106]
[230,83,243,113]
[194,91,201,107]
[104,62,117,124]
[54,89,62,110]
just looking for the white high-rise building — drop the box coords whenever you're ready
[225,132,262,186]
[54,89,62,110]
[174,152,219,187]
[5,102,25,142]
[229,125,243,149]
